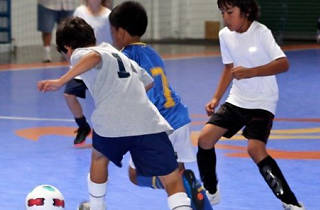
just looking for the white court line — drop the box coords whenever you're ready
[0,115,74,122]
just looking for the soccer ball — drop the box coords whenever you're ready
[25,185,65,210]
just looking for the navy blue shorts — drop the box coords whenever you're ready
[37,4,74,33]
[207,102,274,143]
[92,131,178,176]
[64,79,87,98]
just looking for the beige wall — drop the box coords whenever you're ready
[10,0,222,47]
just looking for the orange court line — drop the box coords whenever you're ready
[1,43,319,71]
[0,61,68,71]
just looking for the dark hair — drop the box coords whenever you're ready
[109,1,147,37]
[56,17,96,53]
[217,0,259,21]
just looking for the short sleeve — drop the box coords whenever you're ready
[130,60,154,87]
[70,48,90,66]
[260,28,286,60]
[219,31,233,64]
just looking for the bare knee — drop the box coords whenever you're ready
[128,166,137,185]
[247,140,268,163]
[198,133,214,149]
[198,124,226,149]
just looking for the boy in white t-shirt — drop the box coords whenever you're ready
[38,17,192,210]
[63,0,113,146]
[196,0,304,210]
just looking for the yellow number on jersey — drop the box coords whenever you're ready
[151,67,175,108]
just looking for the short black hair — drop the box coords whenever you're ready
[217,0,259,21]
[56,17,96,53]
[109,1,147,37]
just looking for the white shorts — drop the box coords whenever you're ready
[169,123,196,163]
[129,123,196,168]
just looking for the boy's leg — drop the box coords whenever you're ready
[87,148,109,210]
[248,140,302,208]
[159,169,192,210]
[65,94,90,144]
[37,4,56,62]
[197,124,226,205]
[130,132,192,210]
[64,79,91,145]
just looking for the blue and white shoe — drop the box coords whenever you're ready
[183,169,213,210]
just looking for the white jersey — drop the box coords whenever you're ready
[219,21,286,114]
[73,5,112,45]
[70,43,173,137]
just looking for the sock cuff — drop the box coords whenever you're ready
[75,116,89,128]
[168,192,191,210]
[88,174,107,197]
[44,46,50,52]
[257,155,273,168]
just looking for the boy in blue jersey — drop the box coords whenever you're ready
[109,2,212,210]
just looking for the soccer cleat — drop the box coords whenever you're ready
[282,202,305,210]
[183,169,205,210]
[78,201,90,210]
[74,126,91,145]
[205,186,220,205]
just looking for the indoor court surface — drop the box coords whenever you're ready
[0,45,320,210]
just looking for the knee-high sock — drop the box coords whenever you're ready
[197,146,218,194]
[88,174,107,210]
[168,192,192,210]
[258,156,300,206]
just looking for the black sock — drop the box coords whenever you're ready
[197,146,218,194]
[257,156,300,206]
[75,116,90,129]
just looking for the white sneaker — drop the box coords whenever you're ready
[317,34,320,43]
[43,46,52,63]
[78,201,90,210]
[205,187,220,205]
[282,202,305,210]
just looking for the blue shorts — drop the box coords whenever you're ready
[92,131,178,176]
[64,79,87,98]
[37,4,74,33]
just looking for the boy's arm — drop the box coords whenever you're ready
[38,51,101,92]
[232,57,289,80]
[206,63,233,116]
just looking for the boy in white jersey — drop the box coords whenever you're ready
[196,0,304,210]
[38,17,192,210]
[63,0,113,146]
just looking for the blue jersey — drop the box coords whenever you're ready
[122,43,190,129]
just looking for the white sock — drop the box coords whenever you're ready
[43,46,51,61]
[88,174,107,210]
[168,192,192,210]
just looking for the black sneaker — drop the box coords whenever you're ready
[74,126,91,145]
[183,169,205,210]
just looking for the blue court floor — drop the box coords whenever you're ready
[0,48,320,210]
